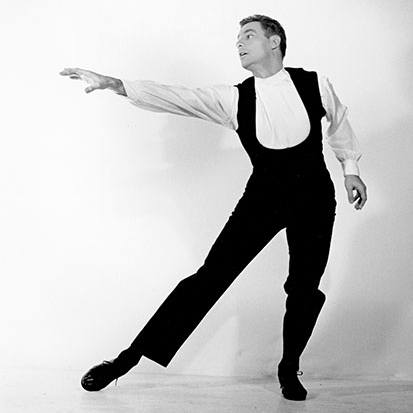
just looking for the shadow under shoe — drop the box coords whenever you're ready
[278,363,307,401]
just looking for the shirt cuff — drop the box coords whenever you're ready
[121,79,142,100]
[341,159,360,176]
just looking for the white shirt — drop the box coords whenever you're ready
[122,68,361,176]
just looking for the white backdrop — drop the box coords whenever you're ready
[1,0,412,379]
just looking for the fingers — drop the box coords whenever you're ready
[355,186,367,210]
[60,68,85,83]
[349,190,361,209]
[60,67,82,77]
[60,67,98,93]
[346,186,356,204]
[60,68,89,82]
[348,184,367,210]
[344,175,367,211]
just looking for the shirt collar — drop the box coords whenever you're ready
[254,68,290,86]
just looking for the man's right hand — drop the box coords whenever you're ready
[60,68,126,96]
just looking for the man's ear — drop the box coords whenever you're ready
[270,35,281,50]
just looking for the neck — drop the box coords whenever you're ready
[249,60,284,79]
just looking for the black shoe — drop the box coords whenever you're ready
[278,365,307,401]
[81,360,120,392]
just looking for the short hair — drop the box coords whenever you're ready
[239,14,287,58]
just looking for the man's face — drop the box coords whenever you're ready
[236,22,274,71]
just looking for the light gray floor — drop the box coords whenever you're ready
[1,367,412,413]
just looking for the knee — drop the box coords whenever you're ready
[284,287,326,308]
[283,275,323,297]
[175,265,218,291]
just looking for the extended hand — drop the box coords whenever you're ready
[59,68,126,95]
[344,175,367,210]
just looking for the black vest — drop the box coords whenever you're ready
[235,67,327,176]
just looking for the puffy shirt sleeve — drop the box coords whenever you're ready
[318,75,362,176]
[122,79,239,130]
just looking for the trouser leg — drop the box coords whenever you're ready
[280,291,326,371]
[280,193,336,370]
[118,190,286,368]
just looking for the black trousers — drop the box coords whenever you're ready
[117,162,336,370]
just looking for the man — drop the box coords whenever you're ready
[60,15,367,401]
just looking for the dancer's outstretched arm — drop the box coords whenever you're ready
[60,67,238,129]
